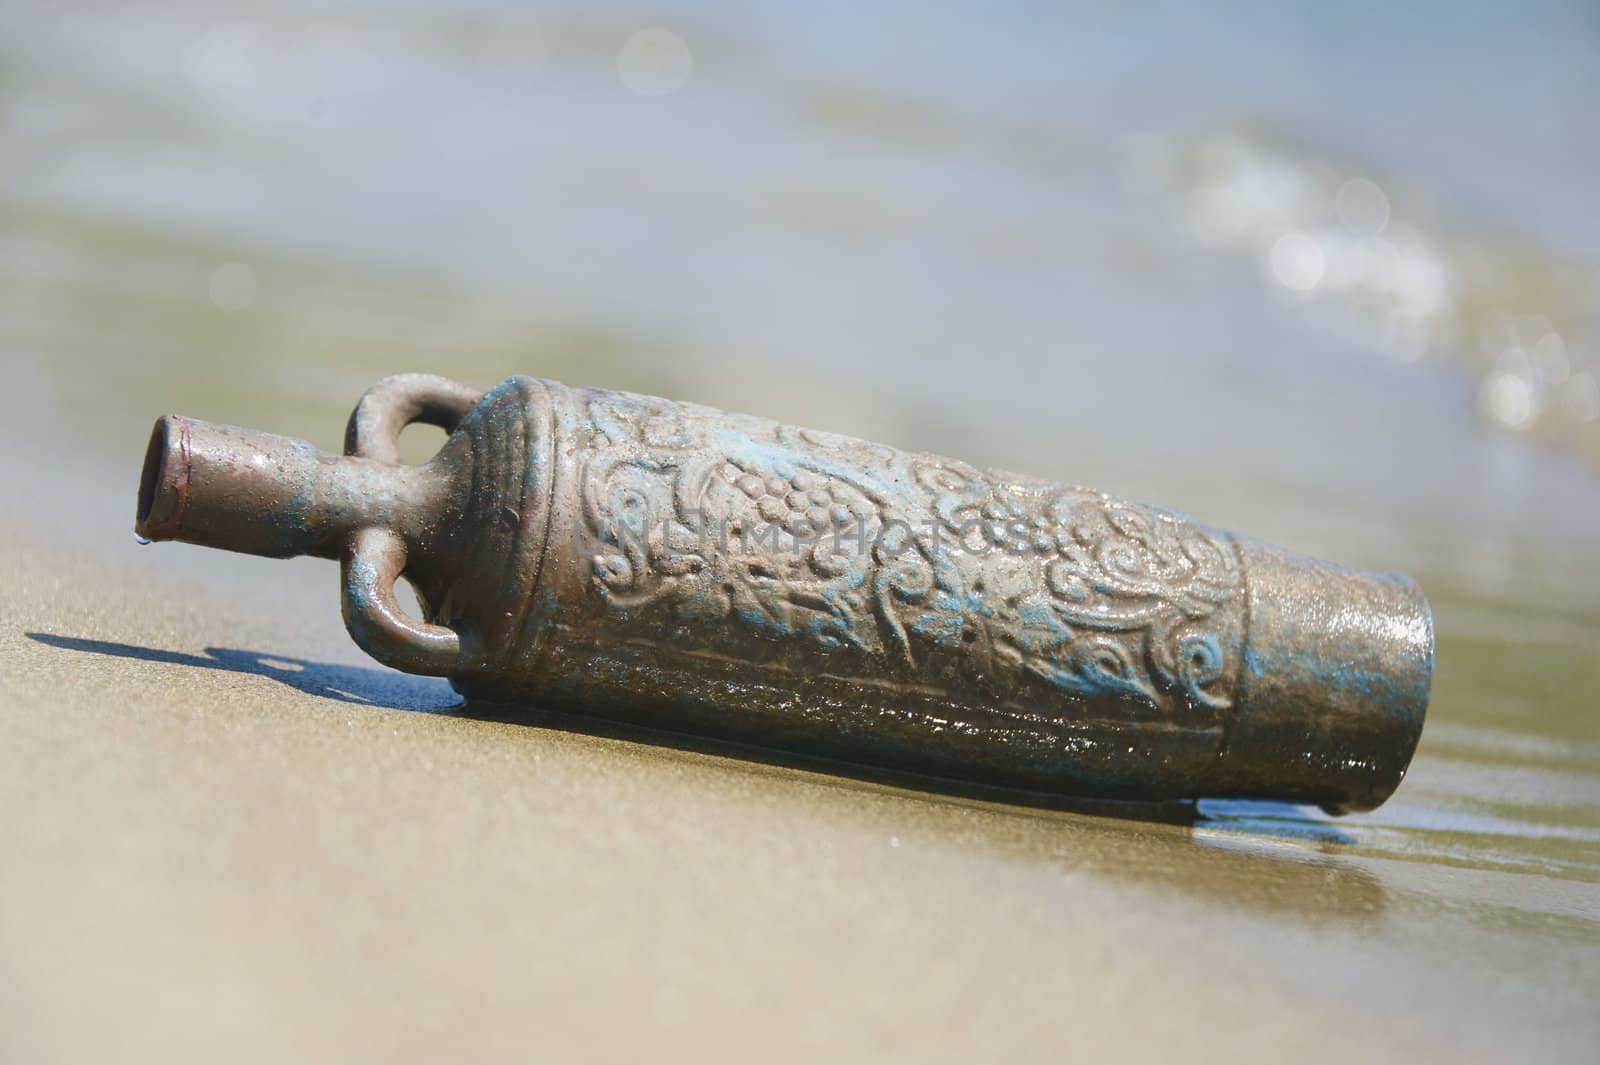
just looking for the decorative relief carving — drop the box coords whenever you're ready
[574,387,1244,718]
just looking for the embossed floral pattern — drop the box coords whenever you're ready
[574,387,1245,718]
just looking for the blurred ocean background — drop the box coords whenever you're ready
[2,0,1597,1017]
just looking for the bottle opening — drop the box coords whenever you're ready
[135,416,186,540]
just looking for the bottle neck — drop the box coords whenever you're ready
[136,415,438,560]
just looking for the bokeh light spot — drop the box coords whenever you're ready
[1482,372,1536,429]
[1268,231,1325,292]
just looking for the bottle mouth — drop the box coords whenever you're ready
[136,416,188,541]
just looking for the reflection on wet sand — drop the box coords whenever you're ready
[453,703,1396,926]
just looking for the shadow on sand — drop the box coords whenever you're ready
[26,631,459,713]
